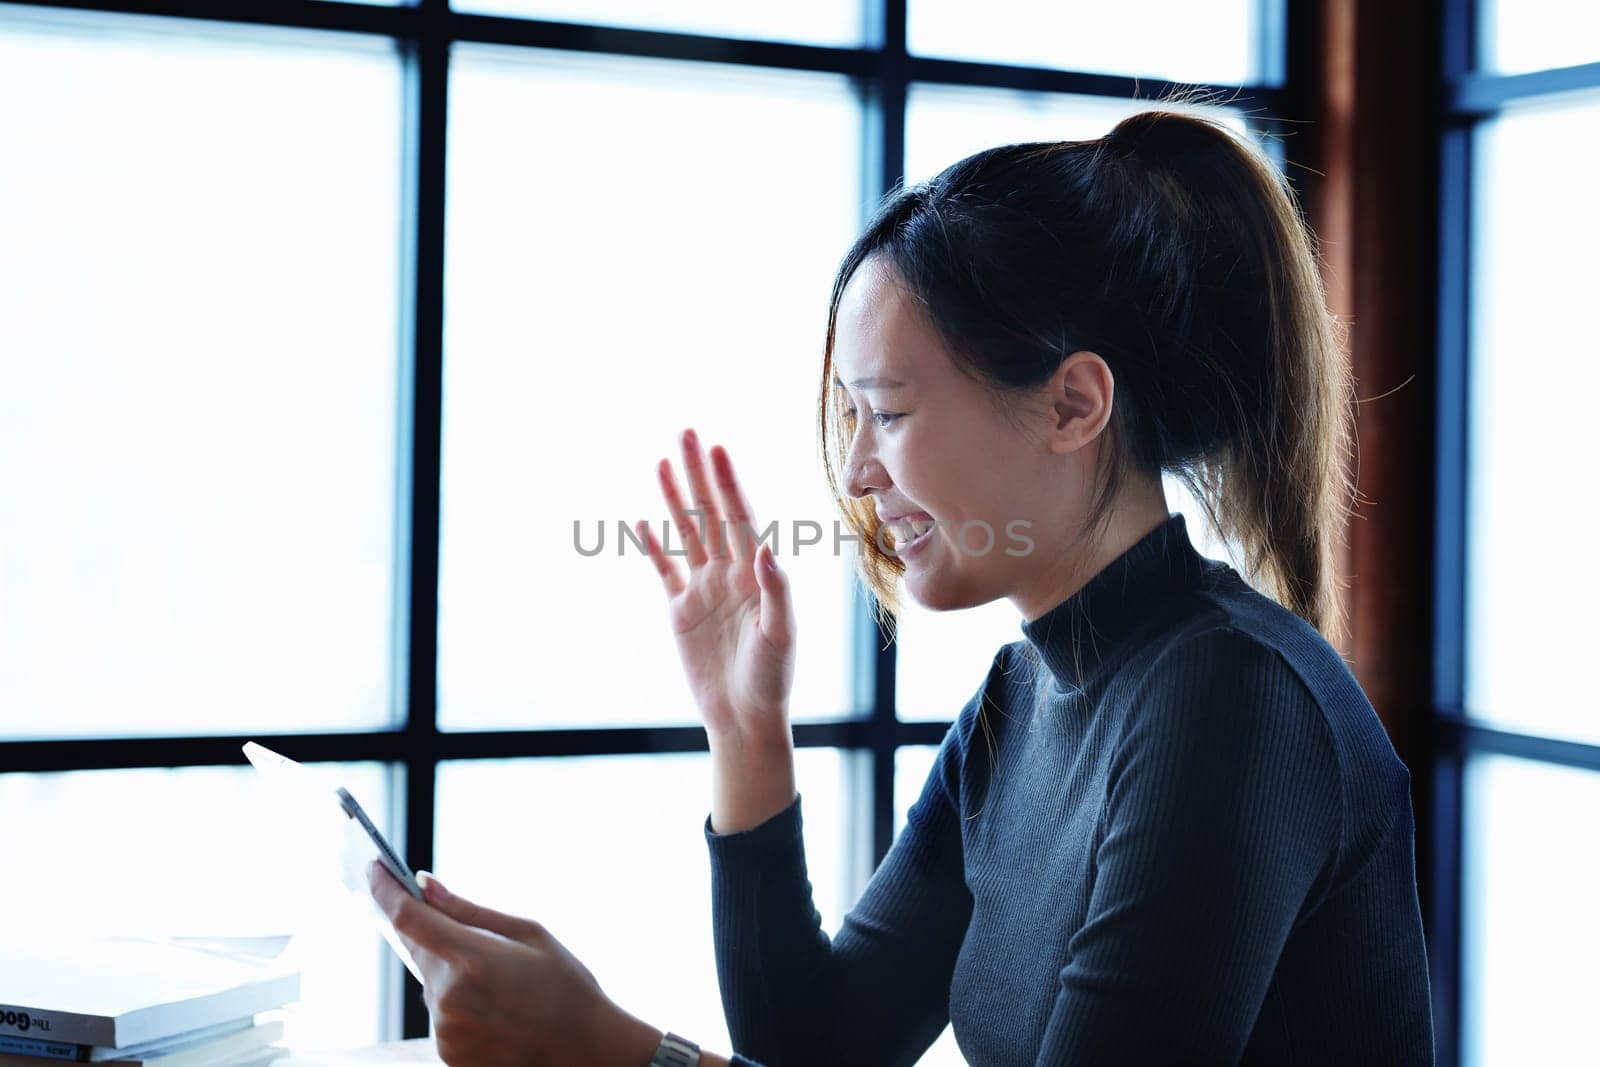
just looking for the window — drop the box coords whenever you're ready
[1460,754,1600,1064]
[437,44,859,731]
[452,0,865,49]
[1475,0,1600,74]
[0,7,403,740]
[1461,95,1600,747]
[1434,2,1600,1063]
[0,1,1288,1063]
[906,0,1276,86]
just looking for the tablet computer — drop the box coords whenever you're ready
[242,741,425,983]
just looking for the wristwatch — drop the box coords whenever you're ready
[648,1031,700,1067]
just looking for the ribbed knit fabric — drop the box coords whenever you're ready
[705,512,1434,1066]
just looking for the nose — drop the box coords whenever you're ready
[842,423,886,500]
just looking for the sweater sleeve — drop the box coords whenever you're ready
[701,663,989,1067]
[1036,626,1342,1065]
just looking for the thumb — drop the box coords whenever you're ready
[755,544,794,650]
[417,871,544,944]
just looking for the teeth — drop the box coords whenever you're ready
[894,517,934,542]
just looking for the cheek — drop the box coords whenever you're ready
[883,428,948,503]
[927,439,1032,537]
[886,441,977,531]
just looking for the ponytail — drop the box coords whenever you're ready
[819,96,1356,645]
[1105,106,1356,645]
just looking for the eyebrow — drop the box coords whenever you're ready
[832,374,907,390]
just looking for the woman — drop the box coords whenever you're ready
[369,106,1434,1066]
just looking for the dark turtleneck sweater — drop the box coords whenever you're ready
[703,512,1434,1066]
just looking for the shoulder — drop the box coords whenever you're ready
[1188,569,1415,815]
[1121,621,1337,768]
[1105,624,1345,883]
[1125,576,1413,874]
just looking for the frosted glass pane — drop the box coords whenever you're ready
[1462,754,1600,1067]
[905,83,1258,188]
[440,45,859,730]
[1479,0,1600,74]
[454,0,863,48]
[895,597,1018,722]
[908,0,1268,86]
[1465,96,1600,744]
[433,750,853,1056]
[0,763,397,1050]
[914,1018,968,1064]
[1164,472,1248,573]
[894,743,940,835]
[0,8,402,739]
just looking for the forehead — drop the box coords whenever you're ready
[832,257,941,385]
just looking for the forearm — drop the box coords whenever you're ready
[707,728,797,835]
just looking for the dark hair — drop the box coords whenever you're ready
[818,99,1356,648]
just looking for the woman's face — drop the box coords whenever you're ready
[832,255,1101,615]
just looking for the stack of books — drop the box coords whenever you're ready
[0,936,300,1067]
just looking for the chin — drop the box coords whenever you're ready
[903,561,988,613]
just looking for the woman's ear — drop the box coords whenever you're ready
[1042,350,1115,455]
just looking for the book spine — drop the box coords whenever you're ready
[0,1035,89,1062]
[0,1008,107,1049]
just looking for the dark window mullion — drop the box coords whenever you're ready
[0,722,886,774]
[399,0,448,1042]
[5,0,415,36]
[866,0,907,872]
[1433,0,1475,1062]
[1450,61,1600,115]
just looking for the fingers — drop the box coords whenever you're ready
[636,518,685,598]
[649,429,756,589]
[416,870,545,946]
[754,543,795,650]
[656,456,708,570]
[367,859,456,966]
[678,428,729,560]
[708,444,760,567]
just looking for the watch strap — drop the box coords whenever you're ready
[649,1031,700,1067]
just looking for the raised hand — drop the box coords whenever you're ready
[636,427,797,746]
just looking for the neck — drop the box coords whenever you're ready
[1018,509,1209,692]
[1012,482,1172,624]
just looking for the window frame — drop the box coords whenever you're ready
[1432,1,1600,1064]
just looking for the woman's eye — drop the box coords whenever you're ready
[844,409,902,428]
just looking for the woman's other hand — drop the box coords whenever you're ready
[366,861,661,1067]
[637,428,797,746]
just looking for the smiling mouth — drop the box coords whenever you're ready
[890,516,937,551]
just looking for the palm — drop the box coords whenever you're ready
[640,430,797,742]
[668,557,791,734]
